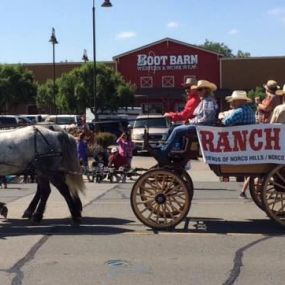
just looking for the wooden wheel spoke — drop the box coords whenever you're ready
[136,198,156,205]
[167,199,180,213]
[272,180,285,191]
[275,171,285,184]
[169,196,184,208]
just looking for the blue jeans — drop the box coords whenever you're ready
[160,125,196,154]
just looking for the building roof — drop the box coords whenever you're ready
[113,38,223,60]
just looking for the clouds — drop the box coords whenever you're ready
[167,21,179,28]
[115,31,136,40]
[267,7,285,24]
[228,29,239,35]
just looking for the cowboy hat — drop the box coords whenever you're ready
[182,77,197,87]
[276,84,285,96]
[225,90,252,102]
[263,80,280,92]
[191,80,217,91]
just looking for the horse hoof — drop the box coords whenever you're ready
[22,210,33,219]
[32,213,43,224]
[0,206,8,218]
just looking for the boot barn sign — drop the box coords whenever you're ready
[196,125,285,165]
[137,54,198,71]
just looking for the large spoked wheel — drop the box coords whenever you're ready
[262,165,285,226]
[130,168,193,230]
[249,176,265,211]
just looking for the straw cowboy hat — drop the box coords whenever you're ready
[182,77,197,87]
[226,90,252,102]
[263,80,280,92]
[191,80,217,91]
[276,84,285,96]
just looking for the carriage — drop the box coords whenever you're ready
[130,124,285,230]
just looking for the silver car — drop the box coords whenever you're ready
[131,115,171,152]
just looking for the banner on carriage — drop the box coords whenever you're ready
[196,124,285,165]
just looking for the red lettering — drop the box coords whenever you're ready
[200,131,214,151]
[265,128,281,150]
[216,132,232,152]
[249,129,263,151]
[232,130,248,151]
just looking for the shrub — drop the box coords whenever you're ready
[95,132,116,148]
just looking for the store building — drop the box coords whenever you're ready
[113,38,222,114]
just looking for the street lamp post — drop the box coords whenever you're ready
[49,27,58,114]
[92,0,112,121]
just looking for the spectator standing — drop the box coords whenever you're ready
[77,133,88,166]
[116,132,135,168]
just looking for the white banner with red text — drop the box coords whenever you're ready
[196,124,285,165]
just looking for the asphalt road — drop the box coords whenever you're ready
[0,156,285,285]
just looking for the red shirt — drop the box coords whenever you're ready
[167,91,200,123]
[108,153,128,169]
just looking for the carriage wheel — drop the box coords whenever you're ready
[130,168,193,229]
[249,176,265,211]
[262,165,285,226]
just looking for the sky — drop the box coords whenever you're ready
[1,0,285,64]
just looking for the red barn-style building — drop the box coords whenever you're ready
[113,38,222,114]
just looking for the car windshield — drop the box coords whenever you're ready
[134,118,169,128]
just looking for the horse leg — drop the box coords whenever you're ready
[32,177,51,223]
[22,184,41,219]
[50,173,82,224]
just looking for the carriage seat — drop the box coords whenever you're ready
[169,132,200,160]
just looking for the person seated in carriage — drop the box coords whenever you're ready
[163,77,200,124]
[145,80,219,163]
[271,84,285,123]
[220,90,256,126]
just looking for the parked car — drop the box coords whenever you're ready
[131,114,171,152]
[44,115,81,130]
[19,114,48,123]
[0,115,32,129]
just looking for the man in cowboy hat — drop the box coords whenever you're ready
[146,80,218,163]
[271,85,285,123]
[222,90,256,126]
[257,79,281,123]
[163,77,200,123]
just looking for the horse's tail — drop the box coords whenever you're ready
[65,174,85,197]
[58,132,86,196]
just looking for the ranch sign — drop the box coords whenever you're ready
[137,54,198,71]
[196,125,285,165]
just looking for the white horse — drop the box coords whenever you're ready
[0,125,85,223]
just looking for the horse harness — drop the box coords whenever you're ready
[33,126,62,161]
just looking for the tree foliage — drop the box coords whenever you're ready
[37,63,135,115]
[0,65,37,112]
[247,86,266,101]
[200,39,251,58]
